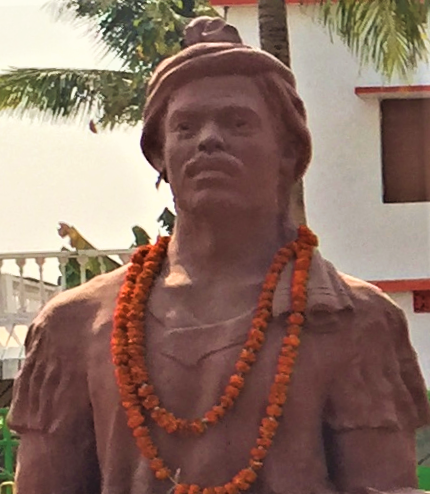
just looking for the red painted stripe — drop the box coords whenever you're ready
[210,0,316,6]
[369,279,430,293]
[355,85,430,96]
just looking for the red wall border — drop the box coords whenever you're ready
[369,279,430,293]
[355,85,430,97]
[210,0,317,6]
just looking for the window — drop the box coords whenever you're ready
[381,98,430,203]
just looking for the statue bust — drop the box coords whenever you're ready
[8,16,430,494]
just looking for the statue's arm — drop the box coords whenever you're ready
[8,307,101,494]
[326,427,418,493]
[323,298,430,494]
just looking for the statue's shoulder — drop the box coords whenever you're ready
[339,270,398,313]
[28,265,129,346]
[314,253,400,319]
[320,261,430,431]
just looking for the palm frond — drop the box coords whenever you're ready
[45,0,216,72]
[317,0,430,78]
[0,67,148,127]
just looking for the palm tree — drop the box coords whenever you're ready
[1,0,430,222]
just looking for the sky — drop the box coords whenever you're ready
[0,0,174,266]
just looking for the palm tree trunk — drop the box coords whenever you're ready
[258,0,290,67]
[258,0,307,226]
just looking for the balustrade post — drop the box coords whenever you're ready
[35,257,47,305]
[15,259,26,313]
[77,254,89,285]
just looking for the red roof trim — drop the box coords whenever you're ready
[369,279,430,293]
[355,85,430,97]
[211,0,316,6]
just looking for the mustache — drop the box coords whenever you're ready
[184,152,242,179]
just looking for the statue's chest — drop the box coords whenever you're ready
[90,301,333,491]
[142,311,311,486]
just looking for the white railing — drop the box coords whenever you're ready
[0,249,134,379]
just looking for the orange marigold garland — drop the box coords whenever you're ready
[111,225,318,494]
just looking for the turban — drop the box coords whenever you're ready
[141,17,312,181]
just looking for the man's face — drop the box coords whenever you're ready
[163,75,295,215]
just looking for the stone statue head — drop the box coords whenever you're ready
[140,17,312,216]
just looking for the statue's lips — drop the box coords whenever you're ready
[185,155,239,180]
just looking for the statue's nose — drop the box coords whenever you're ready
[198,124,225,154]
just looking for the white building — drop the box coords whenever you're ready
[0,250,132,386]
[212,1,430,384]
[0,273,59,381]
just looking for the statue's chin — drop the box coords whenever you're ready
[177,189,248,217]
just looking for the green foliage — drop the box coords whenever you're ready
[318,0,430,78]
[131,225,152,247]
[51,0,215,71]
[157,207,176,235]
[0,0,216,127]
[61,213,174,289]
[0,68,145,128]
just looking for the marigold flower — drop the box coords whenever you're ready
[266,404,282,417]
[225,385,240,399]
[190,419,205,434]
[232,474,250,490]
[132,426,149,438]
[138,384,154,398]
[285,335,300,348]
[248,328,265,344]
[155,468,171,480]
[149,458,164,471]
[292,300,306,312]
[235,360,251,373]
[288,313,304,325]
[143,395,160,410]
[213,405,226,418]
[257,437,272,448]
[258,426,275,440]
[203,488,216,494]
[229,375,245,389]
[274,373,290,385]
[204,410,219,424]
[127,413,144,429]
[165,420,179,433]
[248,459,264,471]
[214,487,226,494]
[136,438,157,458]
[250,447,268,461]
[220,395,234,408]
[261,417,279,433]
[247,339,261,351]
[175,485,190,494]
[225,482,239,494]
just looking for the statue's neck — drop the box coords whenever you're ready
[167,209,297,283]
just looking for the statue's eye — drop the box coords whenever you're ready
[234,119,248,129]
[177,122,191,132]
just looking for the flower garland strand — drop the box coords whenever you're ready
[111,225,318,493]
[113,226,316,434]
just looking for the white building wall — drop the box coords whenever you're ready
[225,5,430,280]
[224,5,430,385]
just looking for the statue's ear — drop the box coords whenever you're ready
[140,130,167,181]
[281,139,300,182]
